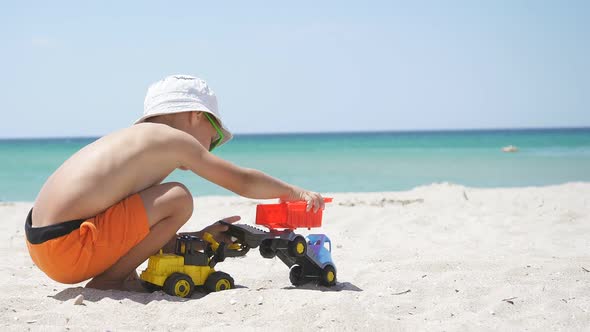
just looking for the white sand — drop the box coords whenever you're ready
[1,183,589,331]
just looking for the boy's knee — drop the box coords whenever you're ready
[166,182,194,220]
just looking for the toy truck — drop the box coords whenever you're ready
[221,198,337,286]
[140,232,245,298]
[286,234,336,286]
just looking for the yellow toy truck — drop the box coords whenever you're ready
[140,233,244,298]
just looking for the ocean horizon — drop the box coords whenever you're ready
[1,127,589,202]
[2,126,589,140]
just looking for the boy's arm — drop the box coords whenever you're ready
[172,131,324,211]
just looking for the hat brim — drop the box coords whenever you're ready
[134,108,232,148]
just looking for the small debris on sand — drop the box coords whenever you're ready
[74,294,84,305]
[502,297,517,305]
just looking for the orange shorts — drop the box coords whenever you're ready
[25,194,150,284]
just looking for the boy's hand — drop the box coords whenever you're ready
[186,216,241,244]
[281,188,325,213]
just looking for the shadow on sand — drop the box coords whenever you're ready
[282,281,363,292]
[50,280,362,305]
[50,284,249,305]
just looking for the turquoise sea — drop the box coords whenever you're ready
[1,128,589,202]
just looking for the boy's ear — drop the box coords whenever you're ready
[188,111,202,125]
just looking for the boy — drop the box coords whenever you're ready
[25,74,325,291]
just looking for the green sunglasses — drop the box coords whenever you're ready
[204,113,224,152]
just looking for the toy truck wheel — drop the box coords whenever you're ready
[289,265,306,286]
[320,265,337,286]
[289,236,307,257]
[205,271,235,293]
[259,239,276,258]
[163,273,195,298]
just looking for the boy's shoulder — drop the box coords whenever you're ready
[97,123,185,154]
[131,122,172,133]
[121,123,194,152]
[128,123,183,141]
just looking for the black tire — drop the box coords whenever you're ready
[141,280,161,293]
[163,273,194,298]
[320,265,337,286]
[259,240,276,259]
[288,236,307,257]
[289,265,306,286]
[204,271,235,293]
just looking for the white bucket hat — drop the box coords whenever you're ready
[135,74,233,147]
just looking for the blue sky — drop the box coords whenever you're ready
[1,0,588,138]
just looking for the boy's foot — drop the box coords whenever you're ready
[85,271,147,292]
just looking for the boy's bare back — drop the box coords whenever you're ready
[33,123,188,227]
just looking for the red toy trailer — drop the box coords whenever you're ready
[255,198,333,230]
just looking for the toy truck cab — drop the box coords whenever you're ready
[306,234,333,267]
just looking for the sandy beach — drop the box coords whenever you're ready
[1,183,589,331]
